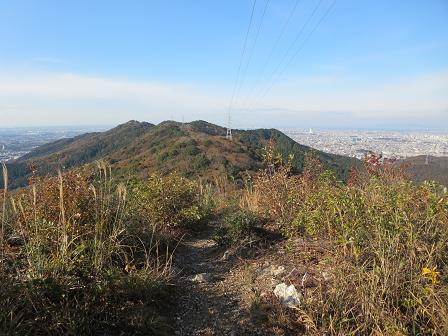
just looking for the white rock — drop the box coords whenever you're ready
[271,265,286,277]
[190,273,212,283]
[274,283,302,308]
[322,271,332,282]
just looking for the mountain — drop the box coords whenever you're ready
[398,156,448,186]
[3,120,360,189]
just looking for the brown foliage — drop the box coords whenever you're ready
[15,170,94,229]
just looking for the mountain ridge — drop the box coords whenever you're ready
[4,120,359,189]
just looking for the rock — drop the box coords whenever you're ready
[256,264,286,278]
[190,273,213,283]
[322,271,332,282]
[221,250,231,261]
[274,283,302,308]
[7,235,24,246]
[270,265,286,277]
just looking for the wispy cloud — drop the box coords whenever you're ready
[343,42,448,67]
[0,71,446,128]
[256,71,448,117]
[0,72,226,126]
[33,57,67,65]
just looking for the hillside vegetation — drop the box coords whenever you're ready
[1,123,447,335]
[398,155,448,186]
[240,151,448,334]
[3,120,359,189]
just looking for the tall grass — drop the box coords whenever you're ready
[0,162,174,334]
[1,163,7,263]
[244,148,448,335]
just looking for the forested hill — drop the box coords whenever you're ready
[398,155,448,186]
[3,120,360,189]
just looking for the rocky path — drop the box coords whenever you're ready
[173,225,268,336]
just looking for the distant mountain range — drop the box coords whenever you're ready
[2,120,360,189]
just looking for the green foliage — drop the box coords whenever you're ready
[250,153,448,334]
[0,269,170,335]
[3,120,361,191]
[128,172,210,231]
[214,210,257,245]
[0,163,173,335]
[192,153,211,171]
[237,128,361,180]
[188,120,226,136]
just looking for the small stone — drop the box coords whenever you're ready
[221,250,231,261]
[322,271,332,282]
[7,235,24,246]
[270,265,286,277]
[274,283,303,308]
[190,273,213,283]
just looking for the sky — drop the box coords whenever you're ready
[0,0,447,130]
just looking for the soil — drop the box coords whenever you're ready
[171,223,334,336]
[172,224,269,335]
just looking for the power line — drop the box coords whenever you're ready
[241,0,302,108]
[245,0,323,109]
[232,0,271,110]
[227,0,257,114]
[258,0,337,103]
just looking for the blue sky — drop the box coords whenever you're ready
[0,0,447,130]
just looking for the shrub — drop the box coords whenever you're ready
[0,162,173,335]
[249,151,448,334]
[307,178,448,335]
[214,209,257,245]
[192,153,211,171]
[204,139,213,147]
[128,172,209,232]
[245,144,305,232]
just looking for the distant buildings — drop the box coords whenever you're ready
[0,127,106,162]
[283,129,448,159]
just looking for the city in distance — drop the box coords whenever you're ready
[1,124,448,163]
[1,1,448,335]
[283,128,448,159]
[0,125,110,162]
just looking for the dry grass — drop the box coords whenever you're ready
[0,162,175,335]
[1,142,447,335]
[242,148,448,335]
[1,163,7,263]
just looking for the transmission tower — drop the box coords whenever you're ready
[226,113,233,141]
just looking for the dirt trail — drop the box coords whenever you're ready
[173,224,267,336]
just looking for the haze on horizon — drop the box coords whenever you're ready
[0,0,447,130]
